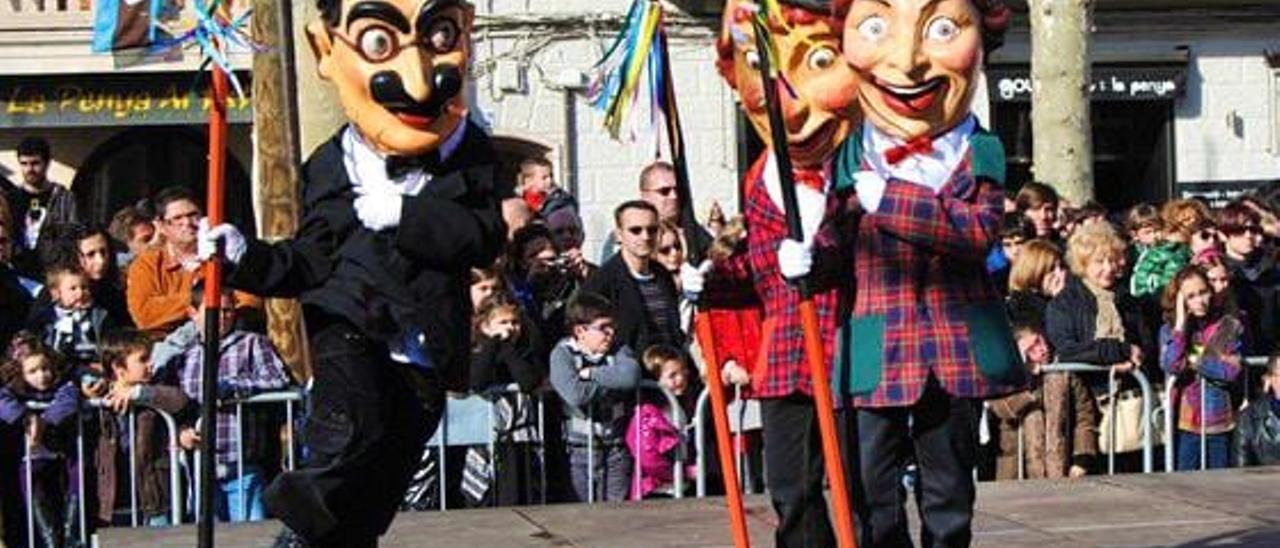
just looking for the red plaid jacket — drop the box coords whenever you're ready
[707,153,846,400]
[833,126,1026,408]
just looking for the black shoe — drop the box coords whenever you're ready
[271,526,311,548]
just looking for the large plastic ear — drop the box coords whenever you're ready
[305,20,335,81]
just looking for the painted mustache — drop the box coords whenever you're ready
[370,64,463,121]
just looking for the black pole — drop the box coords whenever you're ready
[656,24,704,265]
[750,19,810,296]
[198,304,219,547]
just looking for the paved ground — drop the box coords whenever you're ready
[100,466,1280,547]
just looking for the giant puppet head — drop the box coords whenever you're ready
[836,0,1008,140]
[307,0,474,156]
[717,0,860,169]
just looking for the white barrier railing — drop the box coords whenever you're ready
[1163,355,1271,473]
[22,398,183,546]
[692,384,761,497]
[1012,363,1155,479]
[192,389,304,522]
[630,380,688,501]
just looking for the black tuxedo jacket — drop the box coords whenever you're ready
[230,120,506,389]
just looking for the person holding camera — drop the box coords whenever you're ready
[507,224,586,349]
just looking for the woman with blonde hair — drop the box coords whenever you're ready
[1046,223,1152,390]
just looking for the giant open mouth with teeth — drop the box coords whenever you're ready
[874,76,946,116]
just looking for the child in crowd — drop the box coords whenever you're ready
[627,344,696,500]
[988,326,1097,480]
[549,292,640,503]
[1160,265,1244,470]
[1236,352,1280,466]
[1126,203,1163,261]
[469,266,503,310]
[1131,199,1210,299]
[95,330,196,527]
[988,214,1036,296]
[516,158,577,215]
[468,293,544,506]
[159,281,292,522]
[0,334,81,547]
[29,265,117,367]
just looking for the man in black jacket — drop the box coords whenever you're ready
[582,201,683,355]
[199,0,504,546]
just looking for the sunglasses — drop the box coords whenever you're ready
[1195,229,1217,241]
[646,186,677,197]
[658,245,682,255]
[1229,225,1264,236]
[626,225,659,236]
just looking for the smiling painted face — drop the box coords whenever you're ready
[842,0,988,140]
[717,1,859,168]
[308,0,473,156]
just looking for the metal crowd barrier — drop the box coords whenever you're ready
[1011,363,1155,479]
[192,389,305,522]
[1163,355,1271,473]
[628,380,688,501]
[22,398,183,547]
[430,384,545,511]
[693,384,762,497]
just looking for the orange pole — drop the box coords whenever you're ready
[197,9,230,547]
[693,311,753,548]
[799,300,857,548]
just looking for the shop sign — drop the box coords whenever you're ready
[989,65,1186,102]
[1178,180,1272,209]
[0,73,252,128]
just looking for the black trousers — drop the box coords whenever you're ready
[264,323,442,547]
[857,380,977,548]
[761,393,863,548]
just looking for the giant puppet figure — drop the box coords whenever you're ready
[199,0,504,545]
[687,1,863,546]
[820,0,1025,545]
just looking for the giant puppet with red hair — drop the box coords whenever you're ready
[684,1,865,546]
[811,0,1025,545]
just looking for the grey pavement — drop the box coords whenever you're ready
[99,466,1280,547]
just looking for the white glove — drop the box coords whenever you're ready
[679,260,712,299]
[197,219,247,265]
[353,184,403,231]
[778,238,812,280]
[853,170,887,212]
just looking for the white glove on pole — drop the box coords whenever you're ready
[778,238,813,280]
[680,260,712,300]
[197,219,247,265]
[353,184,404,231]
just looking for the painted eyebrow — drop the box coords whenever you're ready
[414,0,462,34]
[345,1,412,34]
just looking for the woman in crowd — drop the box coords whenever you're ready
[1160,265,1245,470]
[32,224,131,328]
[1016,182,1062,244]
[1046,222,1152,391]
[1006,239,1067,330]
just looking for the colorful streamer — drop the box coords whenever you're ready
[588,0,666,142]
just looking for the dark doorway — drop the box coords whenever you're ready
[992,100,1175,212]
[71,126,255,230]
[491,136,553,196]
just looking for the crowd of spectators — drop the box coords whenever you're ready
[1,134,1279,545]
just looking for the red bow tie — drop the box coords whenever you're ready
[884,135,935,165]
[793,168,825,192]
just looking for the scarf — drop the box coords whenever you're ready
[1082,278,1125,341]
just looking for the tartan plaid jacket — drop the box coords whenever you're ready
[832,125,1026,408]
[707,153,847,400]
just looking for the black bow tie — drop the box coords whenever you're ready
[386,152,440,179]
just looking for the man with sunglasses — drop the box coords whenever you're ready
[582,201,684,357]
[1219,200,1278,355]
[597,161,715,264]
[198,0,504,546]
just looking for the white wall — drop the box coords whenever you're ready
[470,3,741,259]
[1175,40,1280,184]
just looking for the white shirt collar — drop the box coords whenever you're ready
[341,120,468,197]
[861,115,975,193]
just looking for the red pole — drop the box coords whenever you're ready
[751,19,858,548]
[197,7,230,547]
[693,316,753,548]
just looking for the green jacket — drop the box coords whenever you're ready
[1130,241,1190,298]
